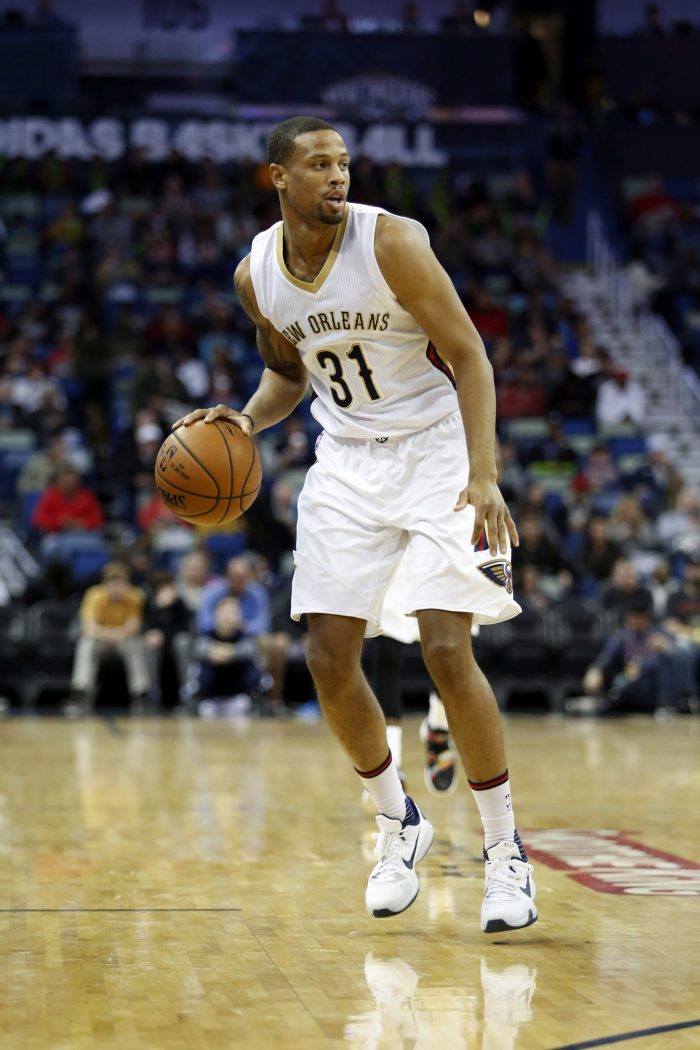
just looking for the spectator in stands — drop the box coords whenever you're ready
[244,480,297,574]
[22,560,81,605]
[600,557,654,625]
[518,564,552,614]
[136,492,191,536]
[580,445,620,496]
[496,359,548,418]
[664,554,700,634]
[553,361,598,420]
[176,550,211,614]
[124,421,165,521]
[575,515,623,587]
[17,432,72,494]
[468,288,509,342]
[582,604,692,714]
[66,562,149,716]
[496,438,528,504]
[525,412,578,469]
[664,554,700,698]
[630,433,684,517]
[648,557,679,617]
[132,356,189,417]
[11,361,67,420]
[624,247,667,310]
[197,556,270,635]
[519,480,567,541]
[516,512,571,585]
[31,466,103,535]
[570,337,604,379]
[189,596,263,715]
[174,346,209,402]
[595,368,645,427]
[273,416,314,472]
[0,376,22,429]
[627,175,678,233]
[656,488,700,553]
[143,571,192,707]
[608,494,656,552]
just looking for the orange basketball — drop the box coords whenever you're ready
[154,418,262,526]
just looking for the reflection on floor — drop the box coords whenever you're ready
[0,713,698,1048]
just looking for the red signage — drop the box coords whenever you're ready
[525,829,700,896]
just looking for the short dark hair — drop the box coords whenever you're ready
[267,116,337,165]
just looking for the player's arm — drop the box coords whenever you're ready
[172,256,309,435]
[375,215,518,556]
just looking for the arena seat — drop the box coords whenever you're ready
[203,531,248,573]
[23,599,80,708]
[487,609,561,711]
[0,604,29,708]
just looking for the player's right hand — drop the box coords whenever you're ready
[171,405,253,434]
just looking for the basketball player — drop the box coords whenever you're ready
[174,116,537,933]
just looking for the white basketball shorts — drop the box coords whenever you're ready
[291,412,521,636]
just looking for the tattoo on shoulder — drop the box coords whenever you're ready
[234,273,258,322]
[257,329,302,377]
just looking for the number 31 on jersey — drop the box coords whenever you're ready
[316,343,382,408]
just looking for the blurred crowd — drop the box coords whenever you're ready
[622,175,700,377]
[0,147,698,715]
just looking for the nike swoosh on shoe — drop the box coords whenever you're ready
[403,836,420,870]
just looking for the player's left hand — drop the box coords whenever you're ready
[454,477,519,556]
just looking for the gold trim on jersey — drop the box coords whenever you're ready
[276,205,349,293]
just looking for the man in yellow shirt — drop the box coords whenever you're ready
[66,562,150,716]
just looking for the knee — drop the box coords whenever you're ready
[306,636,356,693]
[422,636,475,688]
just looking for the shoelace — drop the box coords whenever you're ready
[371,829,409,882]
[485,858,533,902]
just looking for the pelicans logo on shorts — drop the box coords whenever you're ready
[477,560,513,595]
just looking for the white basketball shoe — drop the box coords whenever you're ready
[365,799,434,918]
[481,840,538,934]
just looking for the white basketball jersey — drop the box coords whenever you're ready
[248,203,459,439]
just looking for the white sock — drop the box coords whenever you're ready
[355,753,407,820]
[386,724,403,769]
[428,692,449,731]
[469,770,516,848]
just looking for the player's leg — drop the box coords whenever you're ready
[364,634,406,778]
[420,688,459,795]
[305,613,402,803]
[417,608,537,933]
[361,634,407,813]
[306,612,433,917]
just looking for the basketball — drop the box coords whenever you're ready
[154,419,262,525]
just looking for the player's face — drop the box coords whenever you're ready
[272,130,350,226]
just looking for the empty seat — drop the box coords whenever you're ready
[24,599,80,707]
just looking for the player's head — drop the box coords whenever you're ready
[267,116,349,226]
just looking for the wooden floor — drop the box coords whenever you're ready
[0,712,699,1050]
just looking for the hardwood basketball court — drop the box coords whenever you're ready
[1,713,698,1049]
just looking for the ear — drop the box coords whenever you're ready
[270,163,287,191]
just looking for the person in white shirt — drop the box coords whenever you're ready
[174,116,536,934]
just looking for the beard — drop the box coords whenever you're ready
[319,208,345,226]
